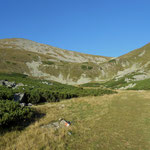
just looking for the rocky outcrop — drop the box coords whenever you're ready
[0,80,16,88]
[41,118,71,129]
[0,80,25,88]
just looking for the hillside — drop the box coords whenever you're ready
[0,38,112,84]
[1,39,150,150]
[0,38,150,85]
[104,42,150,80]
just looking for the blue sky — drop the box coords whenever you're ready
[0,0,150,57]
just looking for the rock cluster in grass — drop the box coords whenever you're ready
[0,80,33,106]
[0,80,26,88]
[41,119,71,129]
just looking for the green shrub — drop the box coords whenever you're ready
[12,62,17,65]
[81,83,101,87]
[128,78,150,90]
[88,66,93,70]
[6,61,11,64]
[81,65,87,70]
[0,100,33,127]
[108,59,116,63]
[0,73,27,79]
[33,56,38,61]
[0,87,14,100]
[42,61,54,65]
[81,65,93,70]
[104,78,126,88]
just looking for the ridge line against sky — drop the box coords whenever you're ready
[1,37,149,58]
[0,0,150,57]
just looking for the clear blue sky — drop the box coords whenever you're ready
[0,0,150,57]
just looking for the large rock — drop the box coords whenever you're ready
[16,83,24,87]
[14,93,25,102]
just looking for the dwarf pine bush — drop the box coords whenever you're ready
[0,100,33,127]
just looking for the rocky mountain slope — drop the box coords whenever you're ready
[0,38,150,85]
[102,42,150,81]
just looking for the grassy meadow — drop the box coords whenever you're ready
[1,90,150,150]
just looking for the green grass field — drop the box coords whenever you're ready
[1,90,150,150]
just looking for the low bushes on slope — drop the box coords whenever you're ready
[0,86,115,104]
[0,100,33,128]
[103,78,127,89]
[0,73,116,104]
[103,72,143,89]
[42,61,55,65]
[128,78,150,90]
[81,65,93,70]
[80,82,101,87]
[0,87,15,100]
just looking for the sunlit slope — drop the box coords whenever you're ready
[0,38,110,63]
[0,38,112,84]
[98,42,150,80]
[1,91,150,150]
[0,38,150,84]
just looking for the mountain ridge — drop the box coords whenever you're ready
[0,38,150,85]
[0,38,111,63]
[0,38,112,57]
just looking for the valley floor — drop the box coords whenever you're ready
[1,90,150,150]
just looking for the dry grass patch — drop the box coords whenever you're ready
[1,91,150,149]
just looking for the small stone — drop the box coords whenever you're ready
[61,104,65,108]
[20,103,26,107]
[59,104,65,109]
[68,132,72,136]
[28,103,32,106]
